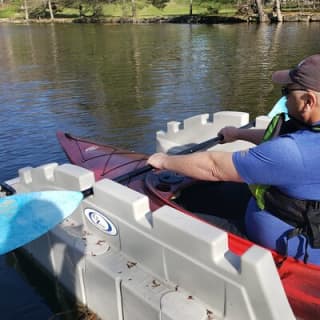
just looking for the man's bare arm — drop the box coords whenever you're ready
[147,151,243,182]
[219,127,265,145]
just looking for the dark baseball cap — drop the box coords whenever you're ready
[272,54,320,92]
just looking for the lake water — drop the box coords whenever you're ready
[0,21,320,317]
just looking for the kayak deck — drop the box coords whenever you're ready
[56,118,320,319]
[58,132,148,181]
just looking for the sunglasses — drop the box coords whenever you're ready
[281,86,308,96]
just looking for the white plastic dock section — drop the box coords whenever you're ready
[8,161,295,319]
[156,111,271,153]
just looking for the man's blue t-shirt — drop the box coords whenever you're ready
[233,129,320,265]
[233,130,320,199]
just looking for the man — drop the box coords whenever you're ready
[148,54,320,265]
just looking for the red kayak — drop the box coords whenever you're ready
[57,131,320,320]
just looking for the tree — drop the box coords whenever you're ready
[273,0,282,22]
[24,0,29,19]
[254,0,268,22]
[47,0,54,19]
[131,0,136,17]
[147,0,169,10]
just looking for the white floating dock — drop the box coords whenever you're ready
[156,111,270,153]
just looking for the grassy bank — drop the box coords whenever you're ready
[1,0,319,23]
[0,0,238,20]
[0,4,19,18]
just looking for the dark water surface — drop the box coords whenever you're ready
[0,22,320,317]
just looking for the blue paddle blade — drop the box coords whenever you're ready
[0,191,83,255]
[267,96,288,119]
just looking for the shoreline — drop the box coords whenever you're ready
[0,15,248,24]
[1,12,320,25]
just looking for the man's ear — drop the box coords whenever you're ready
[308,91,317,106]
[304,92,317,110]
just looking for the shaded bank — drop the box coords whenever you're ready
[73,12,320,23]
[73,14,247,24]
[2,13,320,24]
[0,15,249,24]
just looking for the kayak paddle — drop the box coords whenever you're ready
[0,190,83,255]
[114,97,287,183]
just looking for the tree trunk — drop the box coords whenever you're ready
[131,0,136,18]
[24,0,29,20]
[274,0,282,22]
[255,0,268,22]
[47,0,54,20]
[189,0,193,15]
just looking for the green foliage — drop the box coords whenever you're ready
[101,3,123,16]
[205,4,220,14]
[0,6,16,18]
[147,0,170,10]
[58,0,80,9]
[3,0,318,20]
[55,7,79,17]
[0,3,21,18]
[135,0,148,10]
[92,4,103,16]
[29,6,47,18]
[6,0,22,6]
[138,3,162,15]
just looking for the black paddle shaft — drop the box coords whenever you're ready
[0,183,16,195]
[114,121,255,183]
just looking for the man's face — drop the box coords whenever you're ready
[284,84,309,121]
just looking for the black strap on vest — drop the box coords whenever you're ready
[283,114,320,133]
[264,187,320,248]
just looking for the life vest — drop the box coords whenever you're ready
[249,113,320,257]
[249,113,285,210]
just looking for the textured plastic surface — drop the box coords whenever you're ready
[6,163,295,320]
